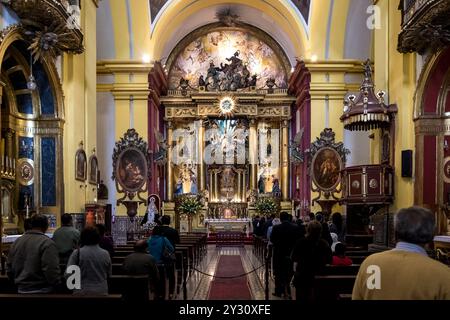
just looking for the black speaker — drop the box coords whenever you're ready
[401,150,413,177]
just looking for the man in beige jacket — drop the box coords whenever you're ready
[352,206,450,300]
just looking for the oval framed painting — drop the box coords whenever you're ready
[17,158,34,186]
[311,147,342,191]
[115,147,148,192]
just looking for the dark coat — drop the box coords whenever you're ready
[270,221,301,259]
[160,225,180,247]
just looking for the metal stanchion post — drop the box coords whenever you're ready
[183,267,187,300]
[265,248,269,300]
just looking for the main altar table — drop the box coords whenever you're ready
[205,218,251,233]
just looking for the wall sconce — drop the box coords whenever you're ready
[444,139,449,151]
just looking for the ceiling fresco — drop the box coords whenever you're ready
[168,30,288,90]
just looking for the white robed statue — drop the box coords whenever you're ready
[142,198,158,230]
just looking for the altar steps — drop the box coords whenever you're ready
[207,232,254,245]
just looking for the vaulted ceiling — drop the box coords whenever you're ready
[96,0,373,64]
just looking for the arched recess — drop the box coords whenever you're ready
[165,22,292,90]
[414,46,450,235]
[0,25,65,232]
[150,0,309,63]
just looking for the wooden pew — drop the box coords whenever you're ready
[108,275,151,301]
[313,275,356,301]
[320,264,361,276]
[347,256,367,264]
[0,275,16,293]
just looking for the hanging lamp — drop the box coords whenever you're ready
[340,59,397,131]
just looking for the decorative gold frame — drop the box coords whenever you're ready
[17,158,35,186]
[88,154,99,185]
[311,147,343,192]
[75,147,87,182]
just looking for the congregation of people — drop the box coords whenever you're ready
[5,213,177,299]
[3,206,450,301]
[254,206,450,301]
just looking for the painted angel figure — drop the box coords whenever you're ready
[154,129,168,165]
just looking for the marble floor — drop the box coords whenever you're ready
[177,245,287,300]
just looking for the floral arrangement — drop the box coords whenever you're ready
[175,194,202,217]
[254,196,280,216]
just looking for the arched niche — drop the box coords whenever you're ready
[0,26,64,232]
[414,47,450,235]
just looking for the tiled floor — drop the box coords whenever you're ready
[178,244,288,300]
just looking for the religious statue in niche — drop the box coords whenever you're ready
[174,163,197,196]
[219,167,235,200]
[258,174,265,194]
[272,175,281,197]
[175,178,184,196]
[190,175,198,194]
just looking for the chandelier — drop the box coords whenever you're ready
[340,59,397,131]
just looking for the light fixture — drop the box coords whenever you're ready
[142,53,151,63]
[27,53,36,91]
[311,54,318,62]
[340,59,397,131]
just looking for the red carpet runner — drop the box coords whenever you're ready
[208,255,252,300]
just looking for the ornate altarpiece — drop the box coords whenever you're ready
[160,25,295,231]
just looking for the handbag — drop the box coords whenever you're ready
[161,238,176,265]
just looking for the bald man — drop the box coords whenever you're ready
[122,240,159,284]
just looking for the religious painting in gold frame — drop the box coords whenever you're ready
[75,147,87,181]
[115,147,148,193]
[311,147,342,191]
[88,154,99,185]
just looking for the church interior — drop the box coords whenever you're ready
[0,0,449,304]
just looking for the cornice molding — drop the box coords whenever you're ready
[97,60,154,74]
[305,60,366,73]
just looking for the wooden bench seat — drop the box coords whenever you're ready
[321,264,361,276]
[314,275,356,301]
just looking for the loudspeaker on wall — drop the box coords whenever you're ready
[401,150,413,178]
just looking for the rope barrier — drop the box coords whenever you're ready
[192,264,265,279]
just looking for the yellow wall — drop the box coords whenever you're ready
[63,0,97,214]
[373,0,415,211]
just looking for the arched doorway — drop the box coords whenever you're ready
[415,47,450,235]
[0,27,64,233]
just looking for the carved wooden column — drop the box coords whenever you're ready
[249,118,258,191]
[209,169,214,202]
[166,121,174,201]
[237,169,242,202]
[214,169,219,201]
[198,119,206,192]
[281,120,290,201]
